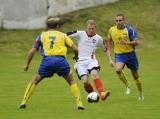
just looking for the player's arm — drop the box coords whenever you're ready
[66,30,80,40]
[65,34,78,61]
[108,38,114,53]
[66,30,77,36]
[24,48,38,71]
[24,35,41,71]
[127,39,140,46]
[119,26,140,46]
[71,44,78,61]
[104,40,114,67]
[107,28,114,57]
[99,38,114,67]
[106,28,115,67]
[118,39,140,46]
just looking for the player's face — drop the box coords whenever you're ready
[116,16,125,29]
[86,24,96,37]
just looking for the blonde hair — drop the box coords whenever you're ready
[86,19,96,26]
[116,13,125,19]
[46,17,60,29]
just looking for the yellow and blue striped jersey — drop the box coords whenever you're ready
[34,30,73,57]
[108,25,138,54]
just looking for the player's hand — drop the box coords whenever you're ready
[23,64,29,71]
[73,56,78,62]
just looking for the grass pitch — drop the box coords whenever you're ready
[0,0,160,119]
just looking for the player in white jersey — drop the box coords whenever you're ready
[67,19,114,101]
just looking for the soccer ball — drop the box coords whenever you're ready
[87,92,99,103]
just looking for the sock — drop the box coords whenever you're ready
[21,82,36,105]
[117,72,129,87]
[135,77,143,94]
[70,83,83,107]
[93,78,104,94]
[84,83,94,93]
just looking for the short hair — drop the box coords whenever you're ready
[46,17,60,29]
[116,13,125,19]
[86,19,96,26]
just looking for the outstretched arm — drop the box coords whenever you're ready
[24,48,38,71]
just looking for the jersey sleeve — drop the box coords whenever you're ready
[97,37,106,52]
[33,35,41,49]
[126,25,138,41]
[67,30,80,40]
[64,34,74,47]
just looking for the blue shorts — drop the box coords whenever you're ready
[38,56,70,78]
[115,52,139,71]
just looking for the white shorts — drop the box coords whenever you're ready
[74,59,100,78]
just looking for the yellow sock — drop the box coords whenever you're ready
[118,72,129,87]
[135,78,143,94]
[70,83,83,107]
[21,82,36,105]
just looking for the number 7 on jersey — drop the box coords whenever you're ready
[49,36,56,49]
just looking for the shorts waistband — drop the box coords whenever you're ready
[43,55,65,58]
[115,51,135,55]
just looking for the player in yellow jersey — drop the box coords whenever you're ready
[107,14,144,100]
[19,17,85,110]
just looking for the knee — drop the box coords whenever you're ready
[68,78,75,85]
[31,78,39,85]
[91,73,99,79]
[90,70,99,79]
[82,81,90,88]
[115,68,122,74]
[81,77,88,86]
[134,75,139,80]
[31,74,42,85]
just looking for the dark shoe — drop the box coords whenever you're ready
[78,106,85,110]
[19,104,26,109]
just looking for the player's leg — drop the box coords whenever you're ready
[58,58,84,110]
[19,57,52,108]
[126,52,143,100]
[63,72,85,110]
[81,75,94,93]
[75,61,94,93]
[131,70,144,100]
[90,69,110,101]
[115,62,131,95]
[19,73,43,108]
[88,59,110,100]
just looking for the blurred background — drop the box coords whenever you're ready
[0,0,160,119]
[0,0,118,29]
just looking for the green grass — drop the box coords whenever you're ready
[0,0,160,119]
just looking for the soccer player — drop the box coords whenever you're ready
[67,19,114,101]
[107,14,144,100]
[19,17,85,110]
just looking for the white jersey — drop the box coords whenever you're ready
[68,30,106,60]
